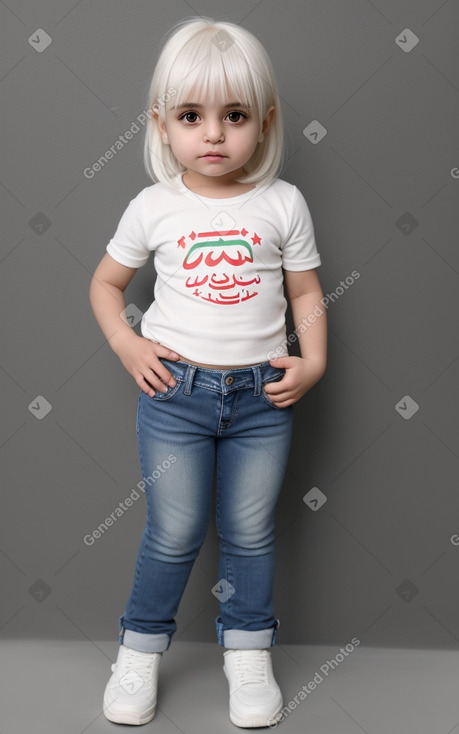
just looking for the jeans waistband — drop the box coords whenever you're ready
[159,359,285,396]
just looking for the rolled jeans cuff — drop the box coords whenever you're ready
[217,619,280,649]
[118,615,171,653]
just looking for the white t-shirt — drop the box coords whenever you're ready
[106,174,321,365]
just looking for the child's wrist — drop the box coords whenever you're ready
[109,328,138,355]
[301,354,327,375]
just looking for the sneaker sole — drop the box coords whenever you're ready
[229,706,283,728]
[103,699,156,725]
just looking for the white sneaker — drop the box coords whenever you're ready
[223,649,283,728]
[103,644,162,725]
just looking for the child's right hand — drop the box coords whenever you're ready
[112,332,180,397]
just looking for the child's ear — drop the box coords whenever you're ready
[258,105,275,143]
[153,108,169,144]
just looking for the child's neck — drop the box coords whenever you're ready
[181,170,256,199]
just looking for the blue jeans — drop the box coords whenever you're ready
[118,358,293,653]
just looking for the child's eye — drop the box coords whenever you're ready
[179,112,200,124]
[178,110,248,125]
[226,111,247,123]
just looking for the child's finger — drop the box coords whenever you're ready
[146,365,176,390]
[150,341,180,360]
[263,375,289,396]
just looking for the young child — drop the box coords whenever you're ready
[90,17,327,728]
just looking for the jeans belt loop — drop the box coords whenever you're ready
[252,365,262,396]
[183,364,197,395]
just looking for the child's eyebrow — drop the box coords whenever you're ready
[170,102,249,111]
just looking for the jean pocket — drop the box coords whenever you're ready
[261,372,285,410]
[149,380,182,401]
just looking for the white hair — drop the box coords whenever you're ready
[143,17,284,188]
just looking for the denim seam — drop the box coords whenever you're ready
[130,397,149,620]
[224,551,234,623]
[217,392,225,436]
[192,379,253,393]
[215,451,224,630]
[220,391,240,432]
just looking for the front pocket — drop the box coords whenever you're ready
[150,380,182,401]
[261,372,285,410]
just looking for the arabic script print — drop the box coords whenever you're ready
[177,228,262,305]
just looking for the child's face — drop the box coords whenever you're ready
[156,94,275,185]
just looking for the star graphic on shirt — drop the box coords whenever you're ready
[251,233,262,246]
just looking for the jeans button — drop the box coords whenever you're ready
[225,375,234,386]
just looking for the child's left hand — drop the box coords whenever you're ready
[264,356,326,408]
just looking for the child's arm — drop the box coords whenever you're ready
[89,253,180,397]
[264,268,327,408]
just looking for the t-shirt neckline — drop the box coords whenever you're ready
[175,173,265,205]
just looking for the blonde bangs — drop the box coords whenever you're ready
[165,37,258,115]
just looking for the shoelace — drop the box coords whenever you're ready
[233,650,269,685]
[113,648,159,685]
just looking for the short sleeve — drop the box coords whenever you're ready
[106,189,150,269]
[281,186,321,271]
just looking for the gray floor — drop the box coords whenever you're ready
[1,640,459,733]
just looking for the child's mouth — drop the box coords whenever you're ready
[201,153,226,159]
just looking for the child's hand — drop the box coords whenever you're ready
[112,332,181,397]
[264,356,326,408]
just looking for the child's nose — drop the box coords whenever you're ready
[203,119,224,142]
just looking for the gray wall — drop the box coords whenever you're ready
[1,0,458,649]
